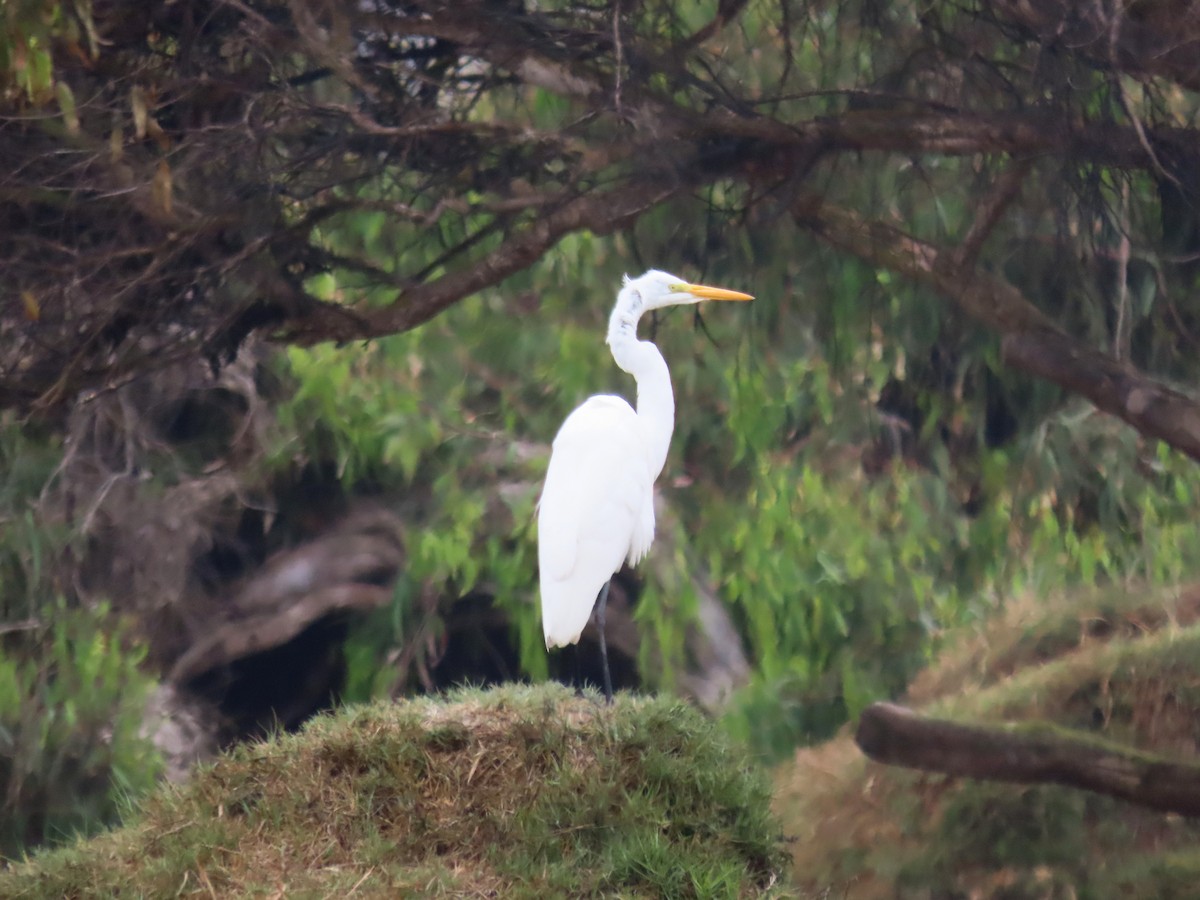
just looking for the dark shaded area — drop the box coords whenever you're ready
[409,592,642,696]
[182,618,350,738]
[429,595,525,690]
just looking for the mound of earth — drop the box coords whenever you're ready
[2,684,786,898]
[774,582,1200,899]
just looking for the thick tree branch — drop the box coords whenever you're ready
[280,178,682,344]
[793,193,1200,462]
[776,110,1179,170]
[856,702,1200,817]
[1000,332,1200,459]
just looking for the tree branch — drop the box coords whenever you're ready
[368,1,1191,173]
[280,178,682,344]
[999,331,1200,459]
[856,702,1200,817]
[952,159,1033,271]
[792,192,1200,462]
[682,109,1190,174]
[995,0,1200,93]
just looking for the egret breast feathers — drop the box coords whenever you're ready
[537,395,655,647]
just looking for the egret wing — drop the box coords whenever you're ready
[538,395,653,648]
[627,490,655,567]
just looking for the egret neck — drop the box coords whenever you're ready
[606,286,674,482]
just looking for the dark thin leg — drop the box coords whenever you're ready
[595,581,613,705]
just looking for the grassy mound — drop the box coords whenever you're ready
[774,581,1200,899]
[1,684,786,898]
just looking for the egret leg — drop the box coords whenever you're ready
[594,581,613,705]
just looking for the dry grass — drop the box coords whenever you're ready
[773,579,1200,899]
[1,684,788,898]
[906,582,1200,705]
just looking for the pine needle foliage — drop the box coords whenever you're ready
[1,684,787,898]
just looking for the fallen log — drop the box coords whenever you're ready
[855,702,1200,817]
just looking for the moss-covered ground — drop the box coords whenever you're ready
[774,581,1200,899]
[1,685,787,898]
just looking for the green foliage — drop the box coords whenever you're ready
[0,419,66,623]
[1,1,96,106]
[277,208,1200,758]
[273,304,548,697]
[0,685,788,896]
[712,459,963,746]
[714,413,1200,755]
[0,418,162,859]
[254,3,1200,756]
[0,600,162,858]
[272,342,449,487]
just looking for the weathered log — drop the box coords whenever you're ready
[855,702,1200,817]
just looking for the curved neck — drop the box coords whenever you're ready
[607,294,675,480]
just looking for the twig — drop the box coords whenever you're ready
[1113,176,1132,360]
[612,0,623,115]
[952,159,1032,272]
[1104,0,1180,189]
[0,619,41,635]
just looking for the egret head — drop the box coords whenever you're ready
[621,270,754,312]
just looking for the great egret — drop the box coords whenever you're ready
[537,269,753,702]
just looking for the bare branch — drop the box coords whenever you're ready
[681,0,753,49]
[995,0,1200,92]
[280,178,682,344]
[856,702,1200,817]
[952,160,1033,271]
[8,0,1200,416]
[793,193,1200,462]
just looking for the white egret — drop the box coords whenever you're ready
[537,269,753,702]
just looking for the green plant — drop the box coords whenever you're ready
[0,600,162,858]
[275,243,1200,760]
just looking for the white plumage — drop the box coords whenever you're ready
[536,270,753,700]
[539,395,656,648]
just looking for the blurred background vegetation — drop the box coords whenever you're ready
[5,0,1200,878]
[282,223,1200,757]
